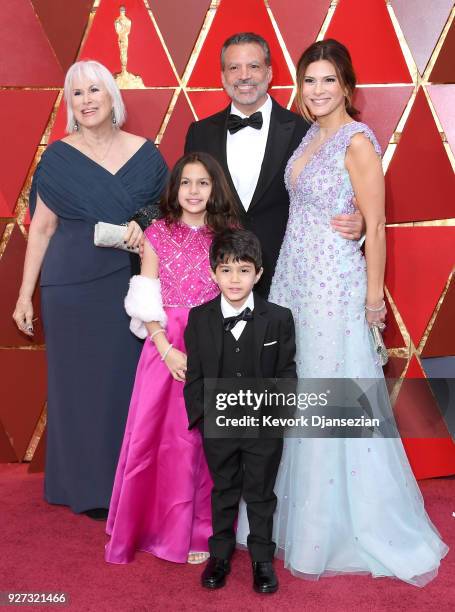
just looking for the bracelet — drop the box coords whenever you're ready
[365,299,386,312]
[150,328,166,342]
[161,344,173,361]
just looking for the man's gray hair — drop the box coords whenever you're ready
[221,32,271,68]
[64,60,126,133]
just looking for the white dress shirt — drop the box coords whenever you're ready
[221,292,255,341]
[226,95,272,211]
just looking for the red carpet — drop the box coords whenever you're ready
[0,464,454,612]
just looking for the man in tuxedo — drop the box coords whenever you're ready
[185,32,363,297]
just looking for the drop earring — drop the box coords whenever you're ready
[112,109,117,125]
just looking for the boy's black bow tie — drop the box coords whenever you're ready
[223,307,253,332]
[227,111,263,134]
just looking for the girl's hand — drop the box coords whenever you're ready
[366,302,387,328]
[124,221,143,250]
[13,297,34,336]
[164,347,187,382]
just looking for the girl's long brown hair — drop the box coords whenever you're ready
[159,152,241,234]
[296,39,359,122]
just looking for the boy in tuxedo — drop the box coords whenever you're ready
[184,229,296,594]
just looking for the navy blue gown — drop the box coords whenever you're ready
[30,140,167,513]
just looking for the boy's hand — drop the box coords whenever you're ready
[164,347,187,382]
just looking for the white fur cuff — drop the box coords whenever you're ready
[124,275,167,339]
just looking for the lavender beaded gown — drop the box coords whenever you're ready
[237,122,448,586]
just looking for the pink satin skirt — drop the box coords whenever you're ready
[105,307,212,563]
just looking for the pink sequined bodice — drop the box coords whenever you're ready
[145,219,219,307]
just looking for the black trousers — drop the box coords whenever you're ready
[202,436,283,562]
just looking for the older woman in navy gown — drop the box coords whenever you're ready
[13,60,167,519]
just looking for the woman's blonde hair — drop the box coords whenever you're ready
[64,60,126,133]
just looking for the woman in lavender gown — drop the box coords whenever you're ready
[237,39,448,586]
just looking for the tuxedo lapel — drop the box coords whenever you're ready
[207,294,268,377]
[208,297,224,367]
[252,296,269,377]
[210,107,229,172]
[249,98,296,210]
[210,107,244,213]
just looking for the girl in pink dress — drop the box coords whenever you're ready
[105,153,239,564]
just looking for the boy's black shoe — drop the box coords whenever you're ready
[252,561,278,594]
[201,557,231,589]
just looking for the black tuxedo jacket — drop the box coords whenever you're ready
[183,294,297,429]
[184,98,310,297]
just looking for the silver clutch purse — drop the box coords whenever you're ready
[370,324,388,367]
[94,222,139,253]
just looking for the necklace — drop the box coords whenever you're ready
[82,130,117,163]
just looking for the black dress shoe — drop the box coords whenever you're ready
[83,508,109,521]
[252,561,278,594]
[201,557,231,589]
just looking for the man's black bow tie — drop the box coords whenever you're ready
[223,307,254,332]
[227,111,263,134]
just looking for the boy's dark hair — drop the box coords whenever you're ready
[210,229,262,272]
[221,32,271,68]
[159,152,240,233]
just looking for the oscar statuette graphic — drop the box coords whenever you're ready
[114,6,145,88]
